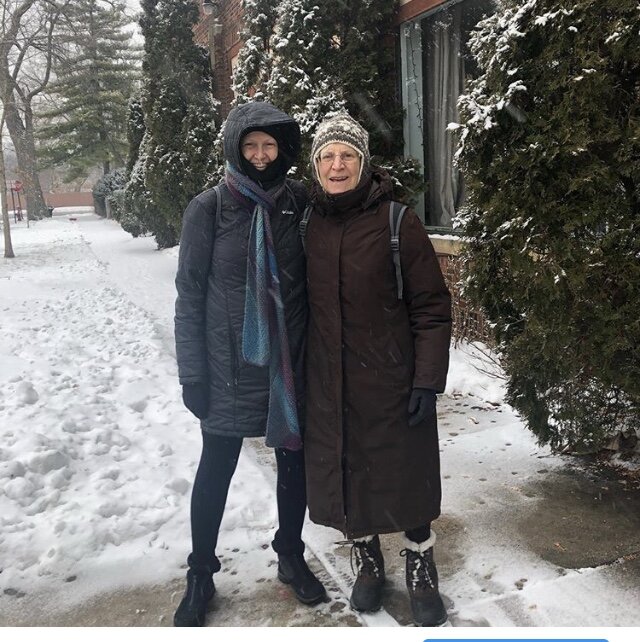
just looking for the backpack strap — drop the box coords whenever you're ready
[213,185,221,220]
[207,184,220,256]
[299,204,313,253]
[389,201,408,300]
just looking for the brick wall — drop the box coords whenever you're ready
[193,3,209,45]
[45,192,94,208]
[194,0,243,117]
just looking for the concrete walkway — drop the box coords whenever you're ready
[1,394,639,627]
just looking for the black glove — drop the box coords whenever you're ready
[182,382,209,420]
[408,388,437,427]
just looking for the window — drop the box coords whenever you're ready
[401,0,494,229]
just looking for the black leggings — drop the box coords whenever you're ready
[189,432,307,572]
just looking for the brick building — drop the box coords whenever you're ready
[194,0,243,118]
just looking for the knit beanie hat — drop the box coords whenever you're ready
[310,112,370,183]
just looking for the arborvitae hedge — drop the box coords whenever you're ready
[124,0,218,249]
[456,0,640,452]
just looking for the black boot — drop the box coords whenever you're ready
[400,533,447,627]
[350,535,385,612]
[173,560,216,627]
[277,552,327,605]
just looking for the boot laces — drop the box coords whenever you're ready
[350,541,381,578]
[400,548,435,589]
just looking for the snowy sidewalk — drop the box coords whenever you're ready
[1,213,639,626]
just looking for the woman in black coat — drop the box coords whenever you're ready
[173,102,325,627]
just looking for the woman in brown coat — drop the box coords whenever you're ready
[303,113,452,626]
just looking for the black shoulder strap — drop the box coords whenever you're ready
[389,201,408,300]
[299,204,313,253]
[209,185,221,253]
[284,182,302,215]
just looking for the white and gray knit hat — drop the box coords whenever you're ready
[310,112,370,183]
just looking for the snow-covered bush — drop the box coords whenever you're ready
[456,0,640,452]
[374,156,423,208]
[104,189,126,225]
[93,168,127,217]
[126,95,145,175]
[116,195,147,238]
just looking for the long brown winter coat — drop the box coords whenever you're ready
[304,168,452,539]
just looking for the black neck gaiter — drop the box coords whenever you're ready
[240,155,288,191]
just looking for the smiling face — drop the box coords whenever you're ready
[316,143,362,195]
[241,131,278,171]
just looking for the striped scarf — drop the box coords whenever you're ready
[225,163,302,451]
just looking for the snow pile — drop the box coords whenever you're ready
[446,342,505,405]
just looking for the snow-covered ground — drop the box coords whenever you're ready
[1,210,639,627]
[0,210,272,599]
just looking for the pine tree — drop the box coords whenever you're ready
[456,0,640,452]
[124,0,219,249]
[38,0,139,181]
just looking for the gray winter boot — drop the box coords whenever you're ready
[400,532,447,627]
[350,535,385,612]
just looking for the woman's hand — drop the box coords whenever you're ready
[182,382,209,419]
[408,388,437,426]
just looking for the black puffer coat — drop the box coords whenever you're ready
[174,103,307,438]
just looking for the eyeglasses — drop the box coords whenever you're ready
[317,151,360,164]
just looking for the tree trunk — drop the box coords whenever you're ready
[1,131,16,258]
[4,98,48,220]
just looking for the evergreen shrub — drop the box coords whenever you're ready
[123,0,218,248]
[93,168,127,217]
[456,0,640,452]
[374,156,424,208]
